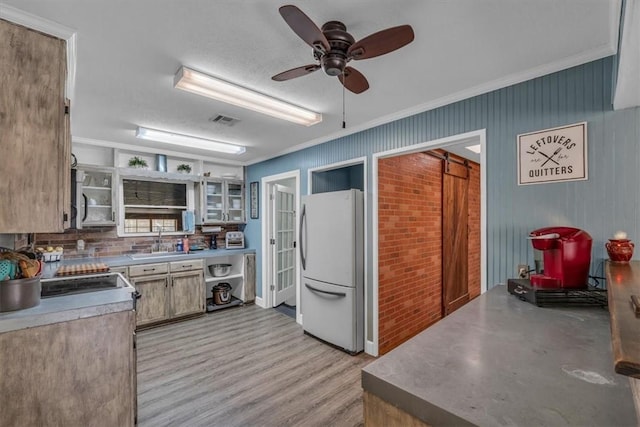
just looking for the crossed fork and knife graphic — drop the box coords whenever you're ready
[539,147,563,167]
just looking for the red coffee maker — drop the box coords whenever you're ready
[528,226,592,289]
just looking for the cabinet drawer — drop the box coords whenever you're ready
[129,262,169,277]
[170,259,203,273]
[110,266,128,278]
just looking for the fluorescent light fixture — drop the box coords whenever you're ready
[465,144,481,154]
[136,127,246,155]
[174,66,322,126]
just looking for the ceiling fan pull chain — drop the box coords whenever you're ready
[342,76,346,129]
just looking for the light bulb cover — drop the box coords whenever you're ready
[174,66,322,126]
[136,127,246,155]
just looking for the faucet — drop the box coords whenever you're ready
[154,223,164,252]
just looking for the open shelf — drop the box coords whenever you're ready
[205,273,243,283]
[206,296,243,312]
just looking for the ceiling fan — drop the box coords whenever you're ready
[272,5,415,94]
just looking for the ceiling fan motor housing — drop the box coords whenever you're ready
[320,21,354,76]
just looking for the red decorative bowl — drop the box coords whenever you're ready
[606,239,634,263]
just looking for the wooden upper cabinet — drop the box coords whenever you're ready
[0,19,69,233]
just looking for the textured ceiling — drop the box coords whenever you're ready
[2,1,619,165]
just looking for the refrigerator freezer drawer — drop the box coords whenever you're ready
[301,278,363,354]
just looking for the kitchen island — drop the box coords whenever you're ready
[362,285,636,426]
[0,276,136,426]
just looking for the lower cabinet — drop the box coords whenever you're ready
[0,310,136,426]
[128,260,204,328]
[132,274,169,326]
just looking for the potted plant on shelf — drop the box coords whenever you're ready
[177,164,192,174]
[128,156,148,169]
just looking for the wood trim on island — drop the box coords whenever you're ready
[606,260,640,378]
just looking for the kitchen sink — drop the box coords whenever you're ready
[129,252,188,260]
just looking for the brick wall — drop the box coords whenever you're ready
[468,160,481,299]
[35,225,239,259]
[378,152,482,355]
[378,153,443,355]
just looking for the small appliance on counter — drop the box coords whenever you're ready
[225,231,245,249]
[528,226,592,289]
[508,226,606,307]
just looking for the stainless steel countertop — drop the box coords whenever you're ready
[362,285,636,426]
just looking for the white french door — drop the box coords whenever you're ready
[272,184,296,306]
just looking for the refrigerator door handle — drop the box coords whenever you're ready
[305,283,346,297]
[300,203,307,270]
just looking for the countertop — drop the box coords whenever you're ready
[362,285,636,426]
[40,247,256,279]
[0,248,255,334]
[0,285,134,334]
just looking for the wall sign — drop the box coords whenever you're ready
[250,181,259,219]
[517,122,588,185]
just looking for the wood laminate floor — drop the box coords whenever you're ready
[137,304,373,427]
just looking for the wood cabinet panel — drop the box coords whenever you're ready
[111,265,129,279]
[0,19,69,232]
[0,311,135,427]
[171,270,205,317]
[244,253,256,302]
[132,274,169,326]
[130,261,205,328]
[170,258,203,273]
[129,262,169,277]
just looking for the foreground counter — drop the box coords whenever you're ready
[362,285,636,426]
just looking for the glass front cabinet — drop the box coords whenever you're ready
[198,179,245,224]
[78,166,116,227]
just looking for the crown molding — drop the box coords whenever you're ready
[0,3,77,101]
[73,136,245,167]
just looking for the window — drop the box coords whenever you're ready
[121,179,193,235]
[124,219,177,233]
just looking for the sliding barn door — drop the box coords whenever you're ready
[442,159,470,315]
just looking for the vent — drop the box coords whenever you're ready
[210,114,240,126]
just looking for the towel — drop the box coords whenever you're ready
[182,210,195,233]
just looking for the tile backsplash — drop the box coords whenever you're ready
[35,225,239,259]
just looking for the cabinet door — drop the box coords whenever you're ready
[170,270,204,318]
[0,20,68,233]
[203,180,224,223]
[225,181,245,223]
[80,168,116,226]
[132,274,169,326]
[0,311,135,426]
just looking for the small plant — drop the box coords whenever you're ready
[128,156,148,168]
[177,164,192,174]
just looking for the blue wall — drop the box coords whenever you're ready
[311,163,364,193]
[246,57,640,304]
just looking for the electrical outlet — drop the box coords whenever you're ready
[517,264,530,279]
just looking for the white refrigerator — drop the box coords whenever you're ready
[299,189,364,354]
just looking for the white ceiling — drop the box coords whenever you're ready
[2,1,620,165]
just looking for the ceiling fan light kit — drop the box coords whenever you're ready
[272,5,414,94]
[174,66,322,126]
[136,126,246,155]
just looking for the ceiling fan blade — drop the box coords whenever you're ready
[279,5,330,53]
[338,67,369,94]
[272,64,321,81]
[348,25,414,60]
